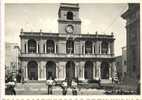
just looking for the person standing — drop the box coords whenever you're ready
[46,76,53,95]
[62,80,67,95]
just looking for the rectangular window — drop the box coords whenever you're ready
[38,44,40,53]
[24,44,26,53]
[43,44,45,53]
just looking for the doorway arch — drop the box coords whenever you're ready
[66,61,75,80]
[27,61,38,80]
[84,61,93,80]
[46,61,56,80]
[101,62,109,79]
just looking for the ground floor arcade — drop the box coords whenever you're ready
[21,60,116,82]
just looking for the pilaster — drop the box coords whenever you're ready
[96,61,101,79]
[78,61,85,80]
[22,61,28,81]
[58,61,66,80]
[93,62,96,79]
[39,61,46,80]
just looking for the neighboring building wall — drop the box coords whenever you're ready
[121,47,127,81]
[5,42,19,73]
[115,56,122,81]
[121,3,140,86]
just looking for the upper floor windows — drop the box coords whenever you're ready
[67,11,73,20]
[28,39,36,53]
[66,39,74,54]
[101,41,108,54]
[46,40,55,53]
[85,41,92,54]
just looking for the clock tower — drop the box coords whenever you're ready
[58,3,81,34]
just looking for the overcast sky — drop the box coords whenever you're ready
[5,3,128,56]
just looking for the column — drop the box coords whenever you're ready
[54,41,56,54]
[78,61,85,80]
[58,61,66,80]
[26,40,28,53]
[39,61,46,80]
[108,42,111,54]
[83,41,85,54]
[95,41,99,54]
[75,62,80,79]
[36,41,38,53]
[109,63,112,80]
[99,41,102,54]
[22,61,28,81]
[21,39,26,53]
[38,61,41,80]
[56,62,59,80]
[93,62,96,79]
[92,42,95,54]
[96,61,101,79]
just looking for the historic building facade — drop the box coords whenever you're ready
[19,3,116,83]
[121,3,140,86]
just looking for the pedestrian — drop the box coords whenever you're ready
[71,79,77,95]
[62,80,67,95]
[72,87,77,95]
[6,77,16,95]
[47,76,53,95]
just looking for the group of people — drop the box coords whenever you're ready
[5,75,16,95]
[46,76,78,95]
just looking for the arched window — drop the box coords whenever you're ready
[46,40,54,53]
[46,61,56,80]
[27,61,38,80]
[101,62,109,79]
[28,39,36,53]
[66,61,75,81]
[85,41,92,54]
[84,61,93,80]
[67,11,73,20]
[101,41,108,54]
[66,39,74,54]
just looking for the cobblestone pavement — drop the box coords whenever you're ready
[15,87,105,95]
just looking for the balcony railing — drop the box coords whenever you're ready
[20,53,114,59]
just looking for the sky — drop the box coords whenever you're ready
[5,3,128,56]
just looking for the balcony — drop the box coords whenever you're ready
[20,53,114,59]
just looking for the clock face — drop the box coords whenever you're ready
[66,25,74,33]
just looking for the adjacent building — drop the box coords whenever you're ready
[5,42,20,74]
[115,47,127,82]
[121,3,140,86]
[19,3,116,83]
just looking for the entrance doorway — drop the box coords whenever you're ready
[46,61,56,80]
[27,61,38,80]
[84,61,93,80]
[101,62,109,79]
[66,61,75,86]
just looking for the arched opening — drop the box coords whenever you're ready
[67,11,73,20]
[27,61,38,80]
[28,39,36,53]
[101,62,109,79]
[46,40,55,53]
[66,61,75,80]
[85,41,92,54]
[66,40,74,54]
[84,61,93,80]
[101,41,108,54]
[46,61,56,80]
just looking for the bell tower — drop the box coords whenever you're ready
[58,3,81,34]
